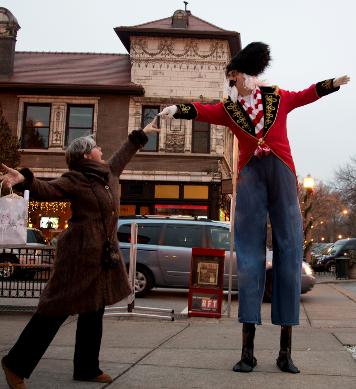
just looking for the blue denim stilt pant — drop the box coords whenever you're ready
[235,155,303,325]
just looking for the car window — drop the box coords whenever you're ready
[162,224,203,248]
[329,242,343,255]
[27,229,46,244]
[117,223,161,245]
[33,230,46,244]
[345,241,356,250]
[209,226,230,250]
[323,244,334,255]
[27,229,35,243]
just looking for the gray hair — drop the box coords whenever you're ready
[65,135,96,167]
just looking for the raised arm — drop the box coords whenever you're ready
[108,118,159,177]
[159,102,231,127]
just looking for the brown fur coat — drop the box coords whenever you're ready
[20,131,147,315]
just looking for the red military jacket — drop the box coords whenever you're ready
[174,79,339,176]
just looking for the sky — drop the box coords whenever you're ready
[2,0,355,184]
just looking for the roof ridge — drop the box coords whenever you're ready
[129,15,172,28]
[120,12,231,33]
[189,14,231,32]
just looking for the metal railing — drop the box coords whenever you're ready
[0,245,55,298]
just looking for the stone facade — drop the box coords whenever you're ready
[127,36,233,181]
[130,37,229,99]
[0,8,237,220]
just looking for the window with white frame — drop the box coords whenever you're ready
[17,97,98,150]
[65,105,94,146]
[21,103,51,149]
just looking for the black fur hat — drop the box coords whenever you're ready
[226,42,271,76]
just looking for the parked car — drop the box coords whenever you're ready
[312,238,356,272]
[0,228,51,279]
[117,217,315,301]
[310,242,333,270]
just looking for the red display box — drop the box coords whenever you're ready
[188,248,225,318]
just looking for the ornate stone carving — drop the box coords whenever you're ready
[131,37,228,62]
[165,133,185,153]
[49,103,66,147]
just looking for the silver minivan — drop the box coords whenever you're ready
[117,217,315,301]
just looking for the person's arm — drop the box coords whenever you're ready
[285,75,350,112]
[108,118,159,177]
[0,163,73,201]
[159,102,231,127]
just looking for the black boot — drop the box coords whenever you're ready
[233,323,257,373]
[276,325,300,374]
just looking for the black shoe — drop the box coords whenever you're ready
[233,356,257,373]
[276,351,300,374]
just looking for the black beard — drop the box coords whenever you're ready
[229,80,236,87]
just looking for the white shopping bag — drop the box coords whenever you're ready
[0,184,29,245]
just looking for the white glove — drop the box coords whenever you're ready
[158,105,177,118]
[333,75,350,88]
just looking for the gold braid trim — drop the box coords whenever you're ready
[225,102,251,132]
[316,79,338,97]
[321,79,333,90]
[179,104,191,114]
[264,95,278,127]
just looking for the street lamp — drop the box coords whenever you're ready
[303,174,315,261]
[303,174,315,191]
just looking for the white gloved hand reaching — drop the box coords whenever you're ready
[333,75,350,88]
[158,105,177,118]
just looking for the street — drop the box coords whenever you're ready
[1,281,356,388]
[2,281,356,326]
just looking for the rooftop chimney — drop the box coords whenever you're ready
[0,7,20,76]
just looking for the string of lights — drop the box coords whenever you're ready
[29,201,70,213]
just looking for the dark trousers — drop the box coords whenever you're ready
[2,307,105,379]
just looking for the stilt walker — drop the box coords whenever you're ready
[159,41,350,373]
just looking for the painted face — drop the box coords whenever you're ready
[227,70,245,91]
[84,145,104,163]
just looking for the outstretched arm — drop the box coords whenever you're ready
[0,164,25,188]
[159,102,231,127]
[108,118,159,177]
[285,75,350,112]
[1,163,73,201]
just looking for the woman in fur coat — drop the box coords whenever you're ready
[0,119,158,389]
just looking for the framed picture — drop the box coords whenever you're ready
[197,261,219,286]
[190,248,225,289]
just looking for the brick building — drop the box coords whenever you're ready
[0,6,240,236]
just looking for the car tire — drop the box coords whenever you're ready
[135,265,154,297]
[263,270,273,303]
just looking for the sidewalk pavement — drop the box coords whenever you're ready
[1,282,356,388]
